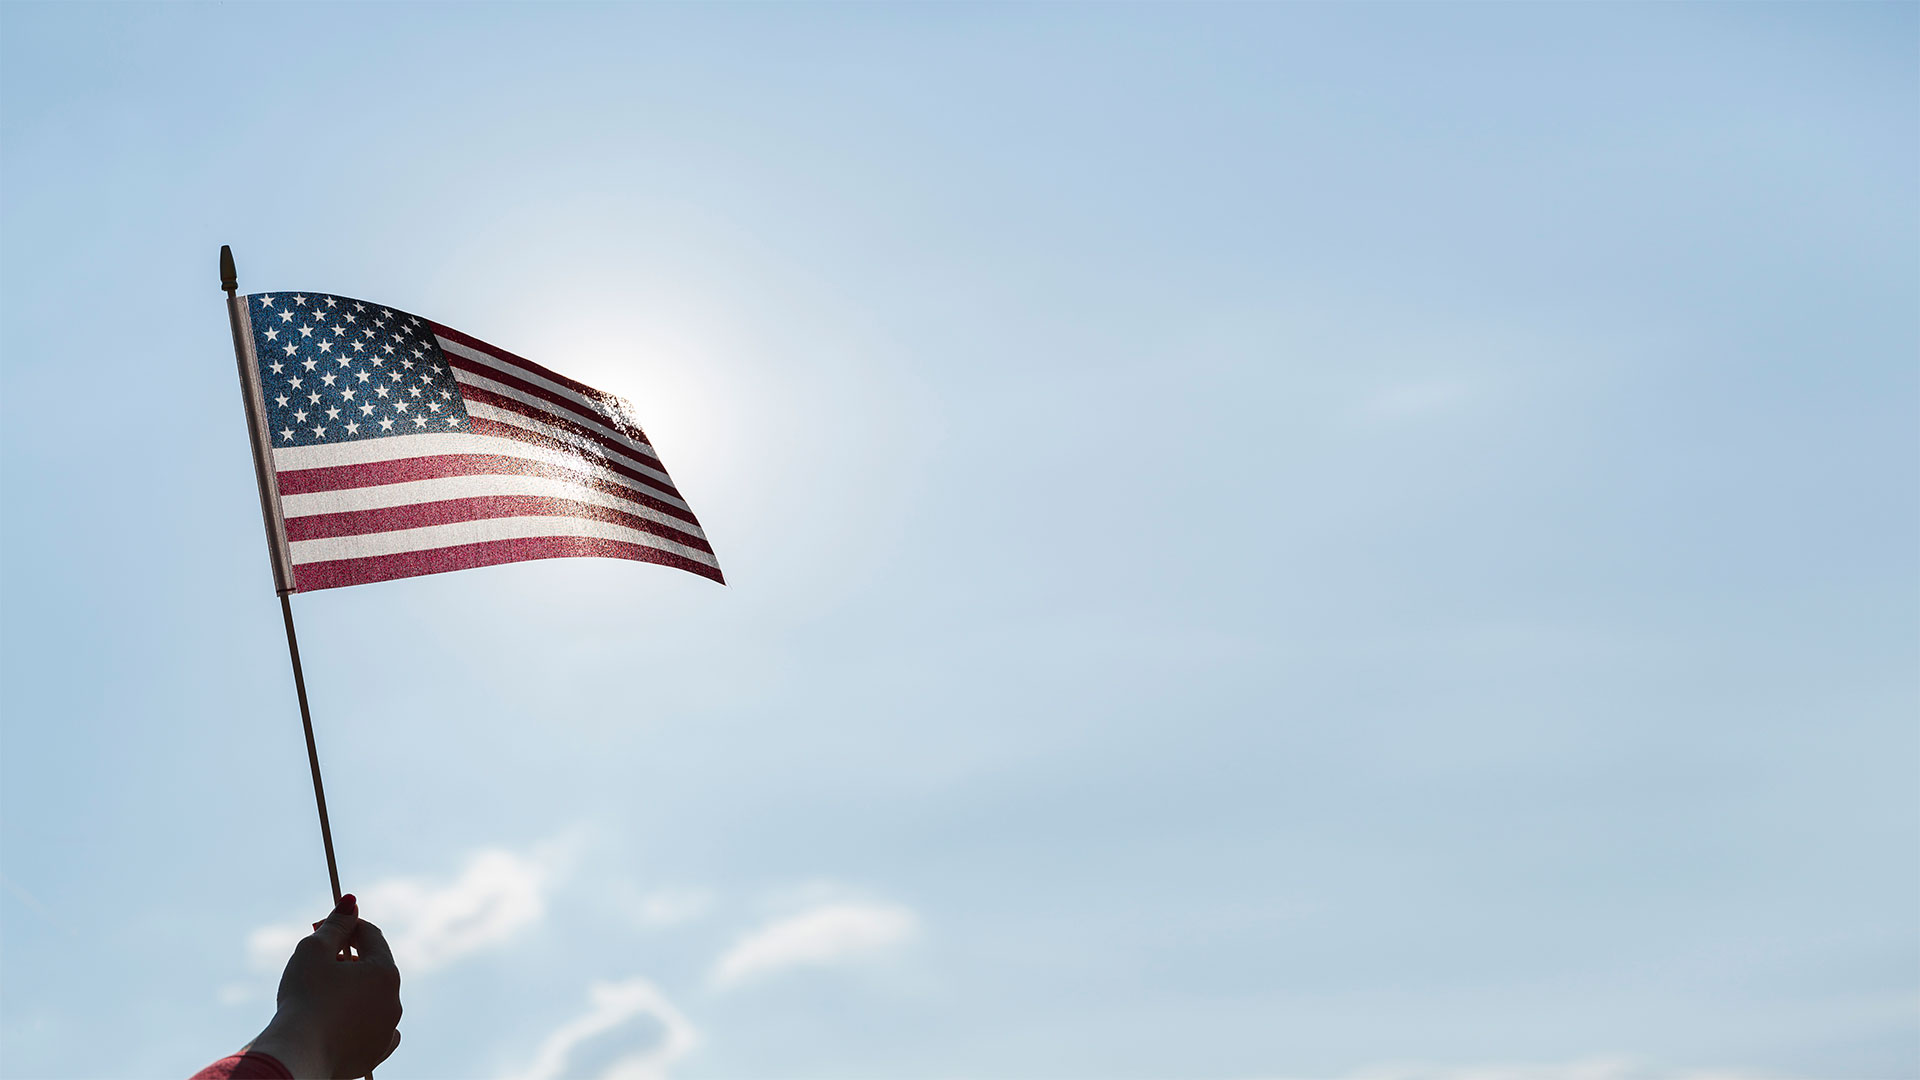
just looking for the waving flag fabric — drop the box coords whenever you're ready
[238,292,723,592]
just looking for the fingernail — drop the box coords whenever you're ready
[312,921,323,931]
[341,893,357,912]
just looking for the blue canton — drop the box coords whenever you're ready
[248,292,472,448]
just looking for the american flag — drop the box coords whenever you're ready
[238,291,723,592]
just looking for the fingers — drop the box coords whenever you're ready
[353,918,397,970]
[305,893,358,954]
[376,1030,403,1068]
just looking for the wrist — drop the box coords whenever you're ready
[245,1010,333,1079]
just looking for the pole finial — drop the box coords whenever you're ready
[220,245,238,294]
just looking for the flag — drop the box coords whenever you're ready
[236,291,723,592]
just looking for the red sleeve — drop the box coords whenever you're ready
[188,1051,293,1080]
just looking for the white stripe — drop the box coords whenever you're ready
[278,472,708,542]
[289,515,718,568]
[464,400,675,488]
[437,337,661,460]
[271,432,693,513]
[450,365,660,464]
[435,336,621,426]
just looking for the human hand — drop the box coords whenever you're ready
[246,894,402,1079]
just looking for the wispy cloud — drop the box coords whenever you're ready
[503,978,697,1080]
[1344,1059,1787,1080]
[710,900,918,989]
[246,845,556,978]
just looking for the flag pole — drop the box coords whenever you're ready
[221,246,345,907]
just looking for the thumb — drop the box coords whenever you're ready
[308,893,358,953]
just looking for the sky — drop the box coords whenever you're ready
[0,3,1915,1079]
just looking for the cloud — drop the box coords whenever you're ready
[1343,1059,1787,1080]
[503,978,697,1080]
[247,845,554,977]
[710,900,917,989]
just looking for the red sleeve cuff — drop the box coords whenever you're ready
[188,1051,294,1080]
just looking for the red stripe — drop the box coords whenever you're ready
[430,323,610,402]
[435,334,656,452]
[458,384,676,487]
[464,417,687,505]
[293,534,726,590]
[276,453,703,529]
[282,493,714,555]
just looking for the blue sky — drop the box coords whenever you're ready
[1,4,1915,1078]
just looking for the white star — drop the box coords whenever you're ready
[279,310,295,323]
[344,311,357,323]
[408,386,421,398]
[294,295,307,306]
[317,341,332,353]
[307,392,321,405]
[428,401,442,413]
[294,409,308,422]
[336,356,352,368]
[439,389,451,399]
[399,357,412,369]
[353,302,365,312]
[360,403,376,416]
[298,325,313,338]
[390,371,403,382]
[301,358,317,372]
[274,394,289,407]
[289,377,303,390]
[321,373,337,387]
[378,417,394,431]
[352,341,365,352]
[333,325,348,337]
[356,371,370,383]
[413,416,428,428]
[280,428,294,440]
[342,388,356,400]
[382,343,397,355]
[395,401,409,413]
[264,329,279,341]
[259,296,276,307]
[268,361,284,375]
[324,297,337,308]
[326,406,341,420]
[380,308,392,318]
[283,343,298,356]
[411,348,423,359]
[313,425,326,437]
[345,421,360,434]
[375,386,389,398]
[445,416,461,428]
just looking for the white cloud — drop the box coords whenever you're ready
[710,900,918,990]
[247,845,554,977]
[503,978,697,1080]
[1343,1059,1788,1080]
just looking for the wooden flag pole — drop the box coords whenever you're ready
[221,246,345,907]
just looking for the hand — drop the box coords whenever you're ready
[246,894,403,1078]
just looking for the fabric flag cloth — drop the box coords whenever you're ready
[237,292,723,592]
